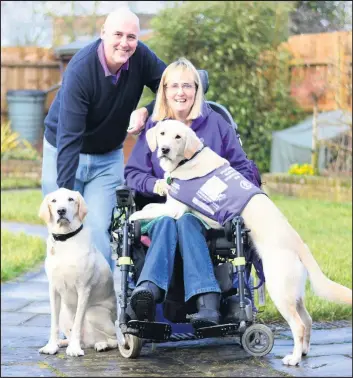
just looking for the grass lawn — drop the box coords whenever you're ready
[1,189,352,321]
[1,189,44,225]
[1,229,46,282]
[1,177,41,190]
[257,195,352,322]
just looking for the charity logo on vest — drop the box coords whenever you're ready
[240,180,253,190]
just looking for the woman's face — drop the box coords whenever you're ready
[164,69,197,118]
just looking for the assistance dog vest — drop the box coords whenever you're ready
[169,163,265,226]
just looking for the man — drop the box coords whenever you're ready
[41,8,167,271]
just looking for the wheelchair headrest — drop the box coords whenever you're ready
[197,70,209,95]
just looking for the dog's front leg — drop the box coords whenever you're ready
[39,283,61,355]
[66,287,90,357]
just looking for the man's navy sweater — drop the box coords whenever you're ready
[44,39,166,189]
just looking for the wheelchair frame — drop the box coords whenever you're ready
[110,186,274,359]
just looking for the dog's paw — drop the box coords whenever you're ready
[282,354,301,366]
[94,341,109,352]
[39,343,59,355]
[66,343,84,357]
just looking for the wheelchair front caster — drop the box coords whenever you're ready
[240,324,274,357]
[118,334,143,358]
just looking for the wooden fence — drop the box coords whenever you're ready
[1,47,61,122]
[1,31,352,122]
[282,31,352,112]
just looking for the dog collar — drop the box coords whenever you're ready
[52,224,83,242]
[166,145,205,185]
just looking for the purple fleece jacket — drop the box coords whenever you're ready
[124,102,259,197]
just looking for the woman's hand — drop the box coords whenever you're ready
[153,179,171,196]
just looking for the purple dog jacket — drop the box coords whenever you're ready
[169,163,265,226]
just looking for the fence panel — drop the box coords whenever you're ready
[1,31,352,121]
[1,47,61,119]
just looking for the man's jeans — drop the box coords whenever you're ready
[41,137,124,271]
[137,214,221,302]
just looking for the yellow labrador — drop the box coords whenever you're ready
[38,188,118,357]
[129,120,352,366]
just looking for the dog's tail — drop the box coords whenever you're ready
[299,243,352,305]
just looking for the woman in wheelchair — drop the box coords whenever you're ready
[124,57,261,330]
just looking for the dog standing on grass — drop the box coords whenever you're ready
[38,188,118,356]
[129,120,352,366]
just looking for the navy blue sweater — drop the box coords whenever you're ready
[44,39,166,189]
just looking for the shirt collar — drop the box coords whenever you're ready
[97,41,129,77]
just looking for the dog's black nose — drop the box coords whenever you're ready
[57,208,66,216]
[161,147,170,154]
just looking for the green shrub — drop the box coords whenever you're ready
[145,1,306,172]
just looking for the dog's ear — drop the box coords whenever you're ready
[76,192,88,221]
[146,122,159,152]
[184,127,203,159]
[38,195,51,224]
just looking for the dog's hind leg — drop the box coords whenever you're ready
[261,249,306,366]
[296,297,312,356]
[273,299,306,366]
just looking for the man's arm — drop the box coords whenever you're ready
[56,71,89,189]
[127,46,166,135]
[142,45,167,116]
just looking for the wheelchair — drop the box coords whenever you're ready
[110,70,274,359]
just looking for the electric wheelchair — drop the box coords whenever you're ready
[110,70,274,359]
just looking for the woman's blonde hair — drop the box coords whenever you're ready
[152,57,204,122]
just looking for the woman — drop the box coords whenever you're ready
[124,58,260,328]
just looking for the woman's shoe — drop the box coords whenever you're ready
[190,293,221,329]
[130,281,163,321]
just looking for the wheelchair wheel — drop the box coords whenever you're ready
[240,324,274,357]
[224,221,233,242]
[133,220,141,245]
[118,334,143,359]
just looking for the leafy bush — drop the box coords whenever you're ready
[145,1,306,172]
[1,122,40,161]
[288,163,315,176]
[1,122,21,158]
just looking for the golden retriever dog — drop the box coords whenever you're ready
[129,120,352,366]
[38,188,118,357]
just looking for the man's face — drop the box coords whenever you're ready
[101,17,139,71]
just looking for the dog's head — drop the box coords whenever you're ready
[146,120,203,172]
[39,188,88,233]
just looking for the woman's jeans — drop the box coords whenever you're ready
[137,214,221,302]
[41,137,124,271]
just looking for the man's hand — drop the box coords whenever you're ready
[127,107,149,135]
[153,179,170,197]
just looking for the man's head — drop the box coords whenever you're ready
[100,8,140,73]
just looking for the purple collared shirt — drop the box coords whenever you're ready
[97,41,129,84]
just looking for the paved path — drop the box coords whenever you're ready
[1,221,352,377]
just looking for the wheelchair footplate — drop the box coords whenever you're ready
[195,323,239,339]
[125,320,172,341]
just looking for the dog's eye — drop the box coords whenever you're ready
[68,197,74,202]
[51,199,56,203]
[160,131,165,136]
[175,135,181,139]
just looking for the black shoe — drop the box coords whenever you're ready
[130,281,163,321]
[190,293,221,329]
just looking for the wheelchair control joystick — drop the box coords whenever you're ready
[115,185,135,208]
